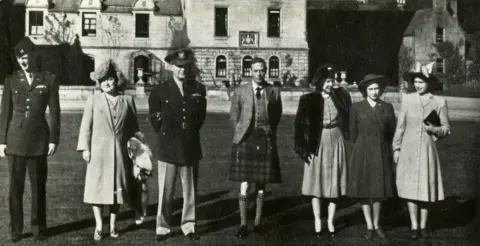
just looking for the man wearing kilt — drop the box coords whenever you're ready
[229,57,283,238]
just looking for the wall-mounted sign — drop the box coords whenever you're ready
[239,31,259,47]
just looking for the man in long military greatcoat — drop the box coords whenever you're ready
[148,48,206,242]
[0,37,60,243]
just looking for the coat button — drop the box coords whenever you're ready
[26,98,30,102]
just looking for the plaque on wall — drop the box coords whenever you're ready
[239,31,259,47]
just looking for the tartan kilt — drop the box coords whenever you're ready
[229,129,281,184]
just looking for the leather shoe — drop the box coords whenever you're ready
[375,228,386,238]
[187,232,200,241]
[315,231,323,238]
[10,235,22,243]
[34,234,48,242]
[155,234,170,242]
[364,229,374,239]
[420,228,431,239]
[411,229,419,240]
[253,225,268,236]
[235,226,248,239]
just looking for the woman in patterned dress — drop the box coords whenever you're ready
[393,62,451,240]
[294,64,351,237]
[77,60,142,241]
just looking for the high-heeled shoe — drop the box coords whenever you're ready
[364,229,374,239]
[110,229,119,238]
[410,229,419,240]
[93,229,102,241]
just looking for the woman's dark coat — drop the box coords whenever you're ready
[346,100,396,198]
[294,87,352,162]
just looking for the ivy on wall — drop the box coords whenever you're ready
[434,40,466,87]
[398,43,414,92]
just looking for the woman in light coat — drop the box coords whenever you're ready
[393,62,451,240]
[77,60,141,241]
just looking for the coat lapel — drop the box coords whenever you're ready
[100,93,114,132]
[361,100,378,122]
[245,83,254,120]
[17,71,30,91]
[114,96,127,131]
[29,72,42,91]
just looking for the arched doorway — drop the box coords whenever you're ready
[134,55,149,83]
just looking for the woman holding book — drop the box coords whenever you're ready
[392,62,451,240]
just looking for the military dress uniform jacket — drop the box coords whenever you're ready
[0,70,60,156]
[148,79,206,165]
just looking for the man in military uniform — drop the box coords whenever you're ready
[148,48,206,242]
[0,37,60,242]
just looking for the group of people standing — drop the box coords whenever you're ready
[293,62,450,240]
[0,36,451,244]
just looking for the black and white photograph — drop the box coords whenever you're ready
[0,0,479,245]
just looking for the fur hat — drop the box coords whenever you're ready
[14,37,35,57]
[90,59,124,82]
[164,48,194,67]
[311,63,337,89]
[403,62,442,91]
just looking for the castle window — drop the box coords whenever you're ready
[436,27,444,43]
[135,14,149,38]
[29,11,44,36]
[436,58,445,73]
[242,56,252,77]
[216,55,227,78]
[269,56,279,78]
[82,12,97,37]
[215,7,228,37]
[267,9,281,37]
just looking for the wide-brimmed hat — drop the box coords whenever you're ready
[164,48,194,67]
[358,74,388,88]
[311,63,336,85]
[14,37,35,57]
[90,59,124,82]
[403,62,442,91]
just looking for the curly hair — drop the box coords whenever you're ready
[358,80,386,98]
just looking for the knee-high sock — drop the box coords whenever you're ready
[254,192,264,226]
[239,194,248,226]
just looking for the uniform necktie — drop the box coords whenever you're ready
[255,87,262,100]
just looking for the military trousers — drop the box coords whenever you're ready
[8,155,48,237]
[156,160,198,235]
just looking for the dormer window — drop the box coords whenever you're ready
[82,13,97,37]
[135,14,149,38]
[29,11,44,36]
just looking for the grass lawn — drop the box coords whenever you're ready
[0,113,478,246]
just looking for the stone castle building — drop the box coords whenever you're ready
[15,0,309,86]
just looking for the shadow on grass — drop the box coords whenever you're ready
[45,190,229,237]
[195,195,313,235]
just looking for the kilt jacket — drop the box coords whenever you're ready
[0,70,60,156]
[230,81,283,144]
[148,79,207,165]
[294,88,351,161]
